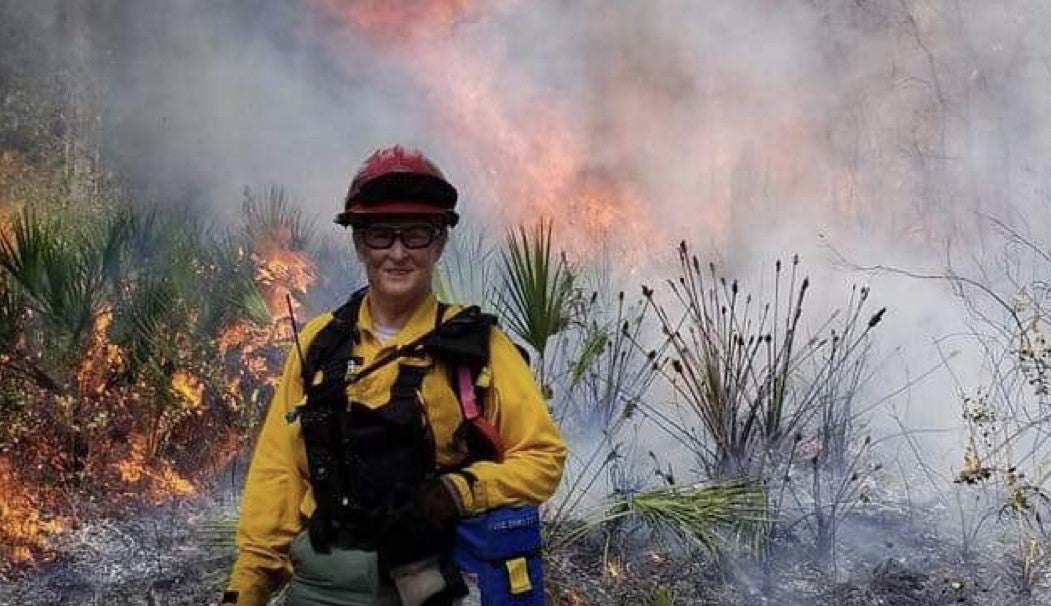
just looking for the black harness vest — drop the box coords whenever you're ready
[293,288,503,552]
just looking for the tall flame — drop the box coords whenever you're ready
[251,228,317,334]
[304,1,911,259]
[75,306,123,396]
[311,0,658,261]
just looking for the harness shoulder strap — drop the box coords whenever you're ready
[296,289,366,553]
[429,305,506,463]
[301,287,366,389]
[454,365,505,463]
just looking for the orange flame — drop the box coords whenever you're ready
[0,457,67,567]
[75,306,123,396]
[340,0,474,33]
[304,1,920,258]
[171,370,205,414]
[251,230,317,333]
[311,0,658,262]
[115,435,197,502]
[115,434,150,483]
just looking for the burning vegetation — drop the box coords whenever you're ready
[312,0,659,261]
[5,2,1051,606]
[0,169,317,569]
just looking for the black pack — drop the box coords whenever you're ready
[293,288,505,551]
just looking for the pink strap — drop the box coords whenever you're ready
[457,367,481,420]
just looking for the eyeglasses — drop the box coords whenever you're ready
[356,223,442,249]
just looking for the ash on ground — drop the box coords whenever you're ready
[547,504,1049,606]
[0,494,239,606]
[2,498,1049,606]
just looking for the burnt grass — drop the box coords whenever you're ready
[2,489,1049,606]
[0,494,239,606]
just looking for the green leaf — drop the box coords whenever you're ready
[570,323,608,388]
[497,220,574,363]
[0,208,119,350]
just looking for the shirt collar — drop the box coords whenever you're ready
[357,291,440,347]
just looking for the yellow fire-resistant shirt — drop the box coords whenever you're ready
[225,293,567,606]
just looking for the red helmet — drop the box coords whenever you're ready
[336,145,459,227]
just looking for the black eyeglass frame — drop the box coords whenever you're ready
[354,223,445,250]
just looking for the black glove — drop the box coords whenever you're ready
[419,475,462,530]
[380,477,467,606]
[379,476,462,568]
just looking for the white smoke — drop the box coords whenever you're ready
[12,0,1051,548]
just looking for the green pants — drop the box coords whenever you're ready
[287,531,402,606]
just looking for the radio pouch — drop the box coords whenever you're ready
[452,505,545,606]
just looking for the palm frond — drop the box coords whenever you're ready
[609,480,769,555]
[227,273,273,327]
[0,208,57,305]
[497,220,575,385]
[201,233,272,332]
[112,276,183,375]
[241,186,317,254]
[0,208,103,344]
[569,322,608,389]
[550,479,769,556]
[92,205,137,290]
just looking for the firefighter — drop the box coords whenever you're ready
[222,145,567,606]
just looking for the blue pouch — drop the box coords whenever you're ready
[452,505,544,606]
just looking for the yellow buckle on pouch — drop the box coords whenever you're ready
[505,557,531,594]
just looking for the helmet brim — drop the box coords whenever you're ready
[335,203,459,228]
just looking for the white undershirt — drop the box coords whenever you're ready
[372,323,399,345]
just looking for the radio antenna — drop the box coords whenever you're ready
[286,292,306,366]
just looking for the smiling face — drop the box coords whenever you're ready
[353,217,447,310]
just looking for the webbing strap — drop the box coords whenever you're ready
[457,367,481,420]
[393,364,429,401]
[456,367,505,462]
[301,287,365,390]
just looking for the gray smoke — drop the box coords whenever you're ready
[13,1,1047,243]
[6,0,1051,559]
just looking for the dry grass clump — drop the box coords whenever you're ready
[622,242,886,566]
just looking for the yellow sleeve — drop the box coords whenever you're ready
[445,328,567,513]
[224,315,329,606]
